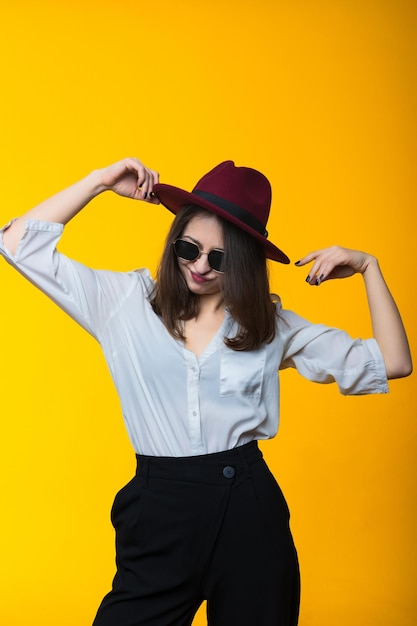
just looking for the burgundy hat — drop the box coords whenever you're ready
[152,161,290,264]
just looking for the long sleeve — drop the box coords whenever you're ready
[0,219,148,341]
[278,307,388,395]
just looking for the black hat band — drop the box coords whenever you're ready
[193,190,268,238]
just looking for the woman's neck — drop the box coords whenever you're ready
[197,293,225,316]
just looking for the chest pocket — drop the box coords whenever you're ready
[220,345,267,397]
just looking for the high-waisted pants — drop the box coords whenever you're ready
[92,441,300,626]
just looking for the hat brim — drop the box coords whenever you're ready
[153,183,290,264]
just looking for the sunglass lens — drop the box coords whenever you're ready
[208,250,224,272]
[174,239,199,261]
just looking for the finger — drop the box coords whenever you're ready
[133,164,147,188]
[294,251,319,267]
[137,167,154,200]
[143,167,161,200]
[148,169,160,204]
[300,250,333,285]
[305,262,324,285]
[312,255,341,285]
[294,249,323,284]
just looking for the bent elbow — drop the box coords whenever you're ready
[386,359,413,380]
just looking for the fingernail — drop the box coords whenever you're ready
[315,279,319,286]
[295,260,301,265]
[143,192,147,199]
[305,275,310,283]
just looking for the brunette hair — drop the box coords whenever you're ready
[149,205,277,351]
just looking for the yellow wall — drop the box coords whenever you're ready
[0,1,415,624]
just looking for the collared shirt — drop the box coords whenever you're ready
[0,219,388,456]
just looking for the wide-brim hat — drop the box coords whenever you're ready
[152,160,290,264]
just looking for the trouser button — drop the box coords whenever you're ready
[223,465,236,478]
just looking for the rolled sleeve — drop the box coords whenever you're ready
[0,219,144,340]
[279,308,389,396]
[1,218,64,261]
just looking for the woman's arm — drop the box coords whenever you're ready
[295,246,412,380]
[2,157,159,255]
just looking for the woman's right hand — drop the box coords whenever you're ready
[98,157,160,203]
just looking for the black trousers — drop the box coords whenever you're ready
[92,442,300,626]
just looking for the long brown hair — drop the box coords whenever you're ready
[149,205,277,351]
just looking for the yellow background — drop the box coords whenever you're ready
[0,1,415,624]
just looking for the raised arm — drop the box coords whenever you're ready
[2,157,159,255]
[295,246,412,380]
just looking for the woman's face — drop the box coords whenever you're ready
[177,213,225,299]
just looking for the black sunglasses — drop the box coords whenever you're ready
[173,239,225,273]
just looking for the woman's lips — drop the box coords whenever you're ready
[190,271,210,283]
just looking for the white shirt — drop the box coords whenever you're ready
[0,219,388,456]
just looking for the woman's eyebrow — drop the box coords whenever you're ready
[182,234,200,245]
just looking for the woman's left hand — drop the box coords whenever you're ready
[295,245,374,285]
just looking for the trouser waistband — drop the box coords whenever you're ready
[135,440,263,485]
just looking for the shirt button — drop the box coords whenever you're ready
[223,466,235,479]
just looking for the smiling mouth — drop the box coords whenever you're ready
[190,271,210,283]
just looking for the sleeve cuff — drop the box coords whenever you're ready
[364,338,389,394]
[0,219,65,260]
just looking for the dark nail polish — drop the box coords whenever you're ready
[295,260,301,265]
[315,279,319,285]
[305,275,310,283]
[143,192,147,199]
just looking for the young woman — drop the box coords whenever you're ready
[0,157,412,626]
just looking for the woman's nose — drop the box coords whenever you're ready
[193,252,211,273]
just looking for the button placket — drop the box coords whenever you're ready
[185,351,204,454]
